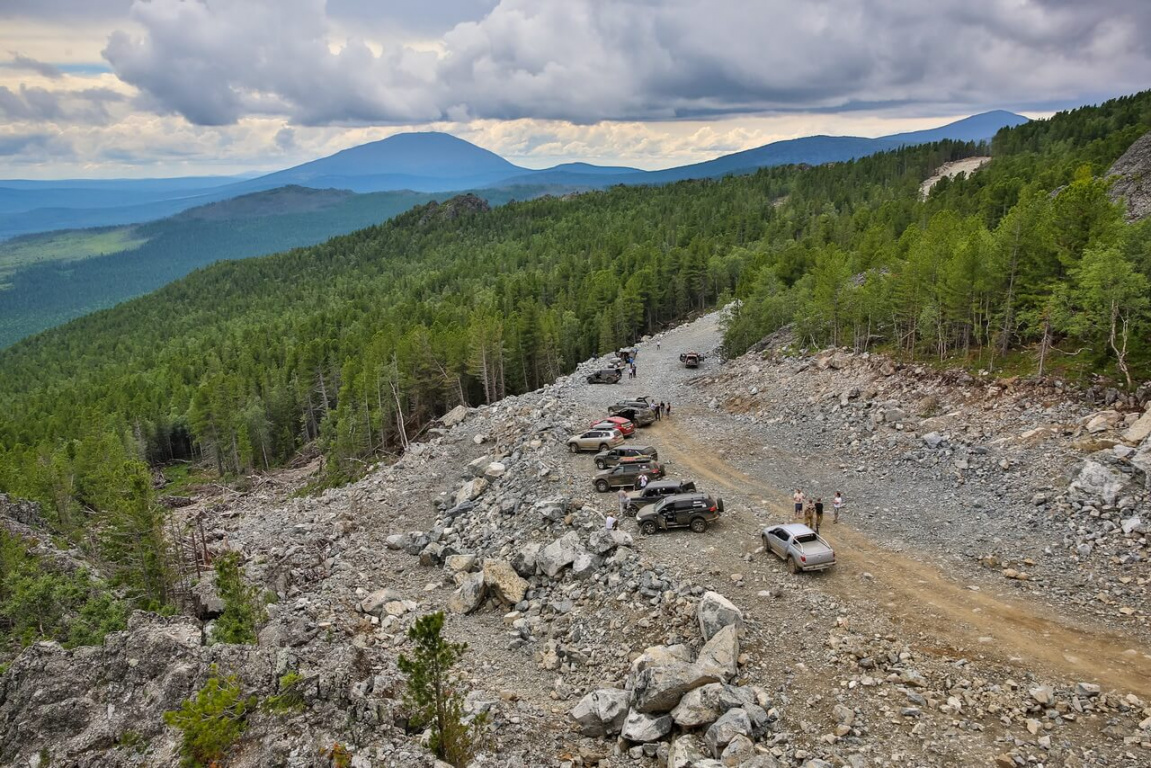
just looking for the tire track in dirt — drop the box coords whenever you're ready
[652,411,1151,698]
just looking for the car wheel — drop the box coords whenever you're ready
[595,459,606,469]
[640,520,657,535]
[690,517,708,533]
[595,479,609,493]
[652,452,658,460]
[787,557,800,575]
[587,376,595,384]
[599,443,608,452]
[761,536,769,554]
[568,443,579,453]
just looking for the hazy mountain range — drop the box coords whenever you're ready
[0,110,1027,241]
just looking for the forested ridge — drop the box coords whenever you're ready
[0,91,1149,652]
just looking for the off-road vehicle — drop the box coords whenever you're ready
[567,428,625,453]
[592,460,664,492]
[761,523,836,573]
[624,478,697,512]
[587,368,622,384]
[607,400,656,426]
[594,444,658,469]
[590,416,635,436]
[637,493,723,534]
[679,351,705,368]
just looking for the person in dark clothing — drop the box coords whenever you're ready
[814,497,825,532]
[665,402,671,418]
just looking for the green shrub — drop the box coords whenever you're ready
[163,669,257,768]
[398,612,486,767]
[211,552,261,645]
[264,671,305,714]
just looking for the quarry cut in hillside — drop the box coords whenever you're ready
[2,312,1150,768]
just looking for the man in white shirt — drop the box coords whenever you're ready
[605,514,617,531]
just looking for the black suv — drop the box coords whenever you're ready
[624,479,697,512]
[636,493,723,534]
[592,460,664,492]
[587,368,622,384]
[594,444,659,469]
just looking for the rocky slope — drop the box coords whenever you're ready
[1109,129,1151,222]
[2,313,1149,768]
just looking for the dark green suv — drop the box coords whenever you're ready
[592,460,664,492]
[636,493,723,534]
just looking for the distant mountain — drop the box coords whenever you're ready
[588,110,1030,187]
[0,113,1028,240]
[235,132,529,193]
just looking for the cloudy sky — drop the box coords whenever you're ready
[1,0,1149,178]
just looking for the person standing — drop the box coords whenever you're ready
[793,489,804,519]
[832,491,844,524]
[803,500,815,529]
[665,402,672,419]
[653,402,661,421]
[637,473,649,490]
[814,497,825,533]
[618,489,629,518]
[656,340,661,350]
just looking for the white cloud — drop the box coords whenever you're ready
[101,0,1151,127]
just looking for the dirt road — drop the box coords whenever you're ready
[654,412,1151,698]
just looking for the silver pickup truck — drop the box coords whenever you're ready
[761,523,836,573]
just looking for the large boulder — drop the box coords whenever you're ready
[1123,409,1151,443]
[482,559,529,605]
[705,708,753,758]
[632,663,720,714]
[444,554,477,573]
[571,551,602,580]
[1069,451,1144,507]
[538,532,584,578]
[671,684,726,729]
[189,571,225,620]
[570,688,631,737]
[697,591,744,641]
[669,734,710,768]
[696,624,739,681]
[455,478,488,506]
[360,588,402,617]
[440,404,468,428]
[511,542,543,577]
[447,572,486,615]
[631,644,695,673]
[621,709,672,742]
[588,528,634,555]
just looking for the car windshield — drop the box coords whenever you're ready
[795,533,818,544]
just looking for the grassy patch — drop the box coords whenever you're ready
[0,227,148,284]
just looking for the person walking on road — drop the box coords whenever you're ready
[656,340,661,350]
[832,491,844,524]
[793,489,805,519]
[814,497,825,533]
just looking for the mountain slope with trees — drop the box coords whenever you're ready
[0,92,1148,650]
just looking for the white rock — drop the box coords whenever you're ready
[697,591,744,641]
[620,709,673,742]
[571,688,631,737]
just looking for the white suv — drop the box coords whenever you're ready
[567,428,625,453]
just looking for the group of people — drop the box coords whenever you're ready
[651,401,671,420]
[792,489,843,533]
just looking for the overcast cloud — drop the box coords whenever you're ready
[1,0,1149,176]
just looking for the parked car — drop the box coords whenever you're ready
[567,428,625,453]
[606,356,627,369]
[607,400,656,426]
[760,524,836,573]
[625,478,697,512]
[587,368,622,384]
[594,444,658,469]
[637,493,723,534]
[590,416,635,437]
[592,459,664,492]
[679,351,705,368]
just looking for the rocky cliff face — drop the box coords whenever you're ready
[1109,129,1151,222]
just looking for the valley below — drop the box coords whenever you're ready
[4,311,1148,768]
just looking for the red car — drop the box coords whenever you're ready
[590,416,635,437]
